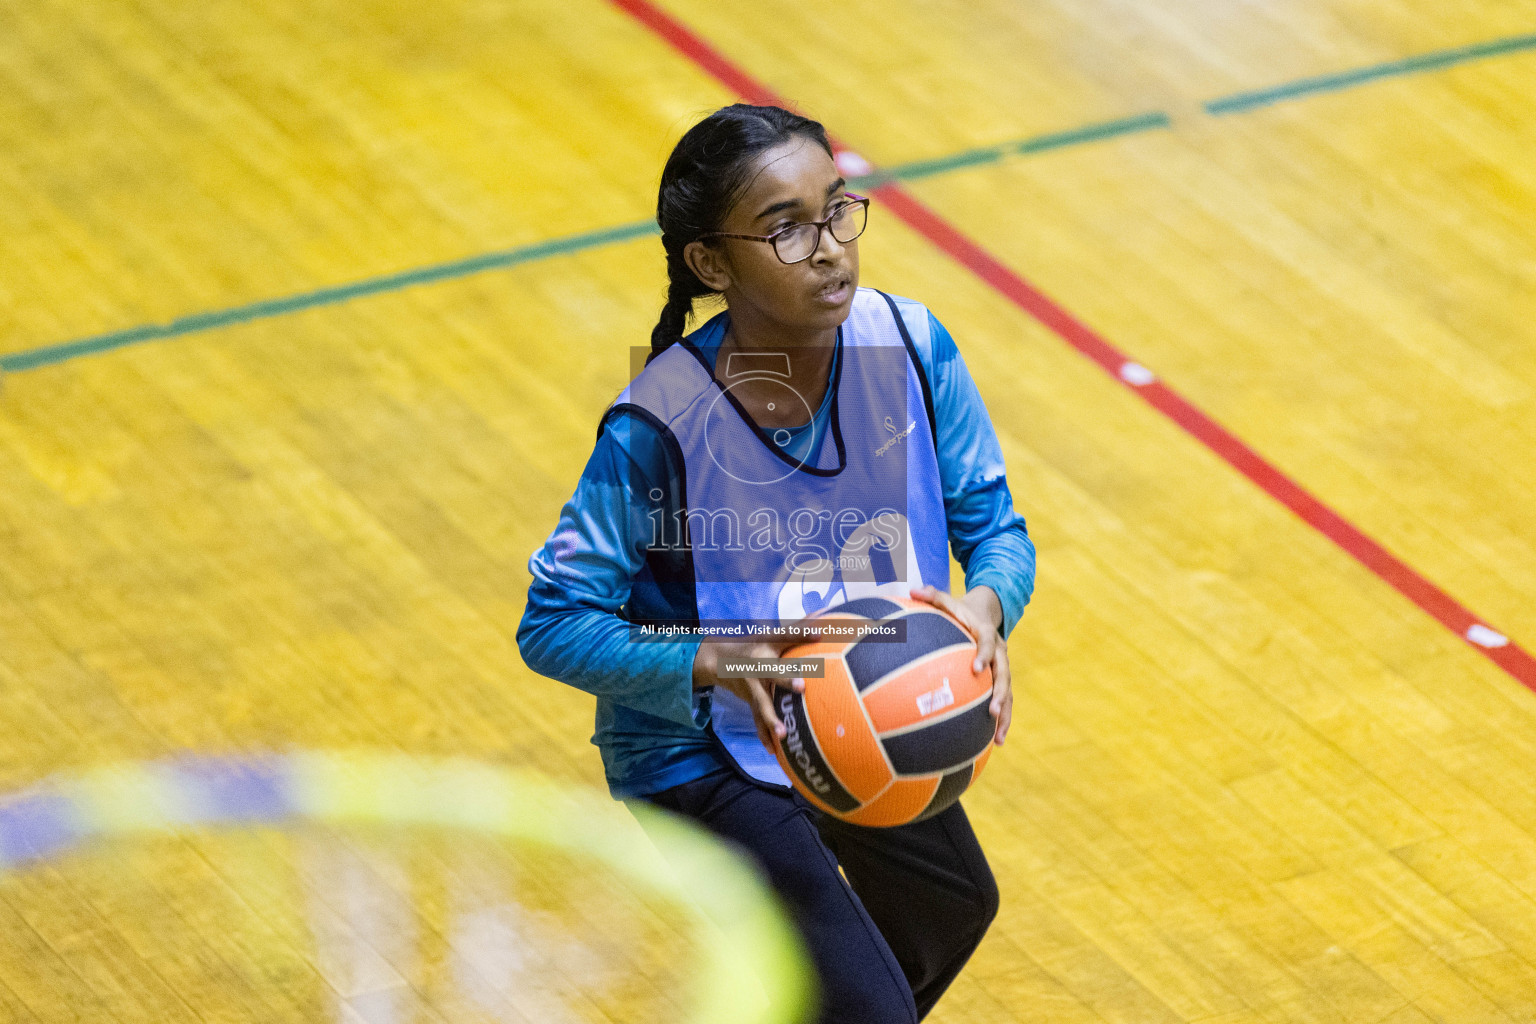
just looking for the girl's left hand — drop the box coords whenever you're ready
[910,585,1012,746]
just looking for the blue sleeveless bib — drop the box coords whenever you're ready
[614,288,949,784]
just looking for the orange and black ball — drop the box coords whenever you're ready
[774,596,995,827]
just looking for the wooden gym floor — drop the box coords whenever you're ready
[2,0,1536,1020]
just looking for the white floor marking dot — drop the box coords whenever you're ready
[835,150,873,176]
[1467,624,1509,648]
[1119,362,1157,386]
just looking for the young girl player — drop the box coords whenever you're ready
[519,104,1035,1023]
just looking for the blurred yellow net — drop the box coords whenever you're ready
[0,752,813,1024]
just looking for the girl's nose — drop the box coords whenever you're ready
[811,225,847,263]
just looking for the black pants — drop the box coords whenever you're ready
[633,765,999,1023]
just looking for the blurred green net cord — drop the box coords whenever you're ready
[0,751,815,1024]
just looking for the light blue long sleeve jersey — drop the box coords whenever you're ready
[518,305,1036,799]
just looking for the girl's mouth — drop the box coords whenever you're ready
[814,277,851,305]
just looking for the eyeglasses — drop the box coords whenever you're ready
[700,194,869,265]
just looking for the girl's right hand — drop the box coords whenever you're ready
[693,627,823,752]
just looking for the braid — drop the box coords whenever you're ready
[648,248,712,363]
[644,103,832,367]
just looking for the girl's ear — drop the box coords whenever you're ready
[684,240,732,293]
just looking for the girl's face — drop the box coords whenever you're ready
[685,137,860,336]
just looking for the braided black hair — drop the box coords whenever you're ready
[648,104,832,363]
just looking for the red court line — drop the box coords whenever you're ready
[609,0,1536,692]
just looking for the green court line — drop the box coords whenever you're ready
[0,220,660,373]
[868,111,1171,184]
[4,29,1532,375]
[0,116,1168,376]
[1207,31,1536,114]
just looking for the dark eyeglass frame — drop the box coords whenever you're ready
[698,193,870,265]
